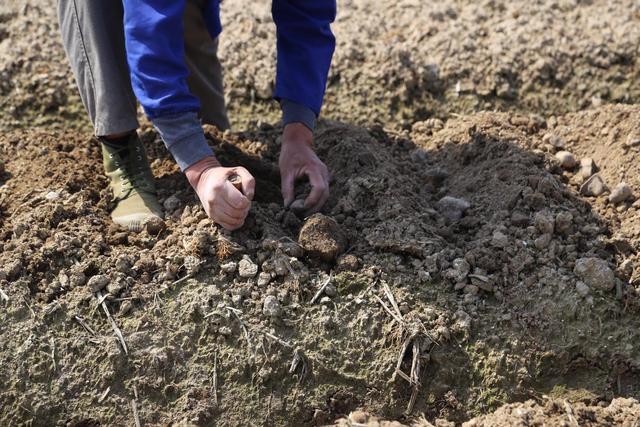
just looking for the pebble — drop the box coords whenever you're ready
[543,133,565,149]
[238,256,258,278]
[437,196,471,221]
[445,258,470,282]
[324,284,337,297]
[262,295,281,317]
[579,158,597,180]
[87,274,110,293]
[609,182,633,204]
[144,216,166,235]
[220,261,238,274]
[573,257,615,291]
[45,191,60,201]
[410,148,428,163]
[624,133,640,148]
[257,272,272,287]
[555,151,577,169]
[580,174,607,197]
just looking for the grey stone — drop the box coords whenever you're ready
[573,257,615,291]
[555,151,577,169]
[543,133,565,148]
[262,295,282,317]
[257,272,272,287]
[220,261,237,274]
[163,195,181,212]
[579,158,597,180]
[534,233,552,250]
[580,174,607,197]
[491,230,509,248]
[609,182,633,204]
[238,256,258,278]
[444,258,470,282]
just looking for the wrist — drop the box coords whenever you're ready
[185,155,221,189]
[283,123,313,148]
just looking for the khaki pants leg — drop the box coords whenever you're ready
[57,0,139,136]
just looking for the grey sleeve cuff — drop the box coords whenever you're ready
[151,112,214,171]
[280,99,317,131]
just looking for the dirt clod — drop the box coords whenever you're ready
[298,213,347,262]
[87,274,109,293]
[574,257,615,291]
[609,182,633,204]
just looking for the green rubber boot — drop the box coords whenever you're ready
[101,133,163,232]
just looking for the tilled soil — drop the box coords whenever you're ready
[1,0,640,426]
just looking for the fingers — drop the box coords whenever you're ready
[281,172,295,208]
[224,179,251,210]
[233,167,256,201]
[303,165,330,214]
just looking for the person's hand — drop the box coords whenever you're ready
[185,156,255,231]
[279,123,330,214]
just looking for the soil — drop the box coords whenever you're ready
[1,0,640,426]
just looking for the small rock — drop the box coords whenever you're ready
[491,230,509,248]
[262,295,281,317]
[324,284,337,297]
[624,133,640,148]
[464,284,479,295]
[45,191,60,201]
[220,261,237,274]
[288,199,306,216]
[534,212,554,235]
[579,158,597,180]
[298,214,347,262]
[575,281,590,297]
[163,195,181,212]
[609,182,633,204]
[555,151,577,169]
[554,211,573,234]
[580,174,607,197]
[543,133,565,148]
[336,254,359,271]
[444,258,470,282]
[238,256,258,278]
[573,257,615,291]
[257,272,272,287]
[120,300,133,315]
[437,196,470,221]
[320,296,332,304]
[87,274,110,293]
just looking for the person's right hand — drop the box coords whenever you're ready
[185,156,255,231]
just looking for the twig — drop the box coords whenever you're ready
[50,337,57,371]
[96,291,128,355]
[0,287,8,303]
[373,294,404,324]
[131,385,141,427]
[563,400,578,427]
[74,315,97,336]
[392,337,413,383]
[381,281,403,320]
[98,387,111,403]
[406,340,421,414]
[227,307,254,354]
[310,272,333,304]
[170,273,193,287]
[212,352,218,405]
[264,331,293,348]
[21,296,35,317]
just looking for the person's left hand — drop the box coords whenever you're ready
[279,123,330,214]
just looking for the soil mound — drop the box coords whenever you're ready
[1,105,639,425]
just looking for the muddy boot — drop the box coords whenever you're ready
[100,133,164,232]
